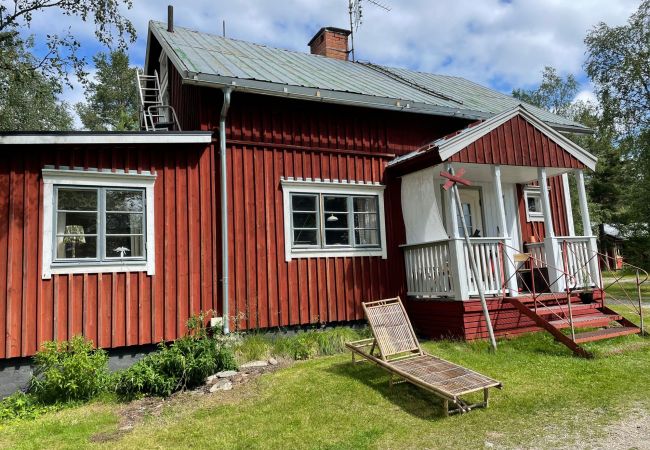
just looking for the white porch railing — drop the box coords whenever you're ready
[402,237,509,298]
[402,239,454,298]
[463,238,506,296]
[525,242,546,268]
[558,236,599,290]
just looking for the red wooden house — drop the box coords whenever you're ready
[0,15,641,375]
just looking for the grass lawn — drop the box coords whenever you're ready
[602,272,650,304]
[1,306,649,449]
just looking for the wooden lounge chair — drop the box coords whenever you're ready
[345,297,502,416]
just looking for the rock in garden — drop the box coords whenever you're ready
[240,360,268,369]
[268,357,278,365]
[209,379,233,392]
[206,374,217,384]
[216,370,238,378]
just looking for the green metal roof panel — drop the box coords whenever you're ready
[149,21,588,132]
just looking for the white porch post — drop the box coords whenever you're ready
[561,173,575,236]
[444,163,470,300]
[538,167,566,292]
[492,165,518,296]
[575,169,600,287]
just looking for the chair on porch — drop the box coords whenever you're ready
[345,297,502,416]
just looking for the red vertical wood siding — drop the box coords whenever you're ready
[450,116,586,169]
[0,143,215,359]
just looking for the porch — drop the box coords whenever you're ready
[400,163,601,301]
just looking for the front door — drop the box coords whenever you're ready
[457,188,484,237]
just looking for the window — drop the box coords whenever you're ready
[42,168,156,278]
[282,179,386,261]
[524,188,544,222]
[54,187,145,261]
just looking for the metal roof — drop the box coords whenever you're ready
[148,21,589,134]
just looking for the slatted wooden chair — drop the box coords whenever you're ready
[346,297,502,416]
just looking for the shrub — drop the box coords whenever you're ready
[0,392,60,423]
[29,336,109,404]
[114,314,238,400]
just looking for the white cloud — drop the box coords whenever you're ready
[574,89,598,105]
[15,0,642,129]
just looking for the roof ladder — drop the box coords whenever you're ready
[136,70,182,131]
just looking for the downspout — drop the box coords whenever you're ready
[220,87,233,333]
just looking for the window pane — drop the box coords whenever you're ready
[106,235,144,258]
[324,213,348,229]
[353,197,377,213]
[527,195,541,213]
[354,213,377,229]
[56,236,97,259]
[293,229,317,246]
[292,195,316,212]
[355,229,379,246]
[106,190,144,212]
[323,196,348,212]
[293,212,317,228]
[57,212,98,235]
[325,230,349,245]
[106,213,144,234]
[57,189,97,211]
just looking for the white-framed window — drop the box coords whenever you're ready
[524,187,544,222]
[281,179,387,261]
[42,167,156,279]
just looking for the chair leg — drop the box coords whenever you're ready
[483,388,489,408]
[443,399,449,417]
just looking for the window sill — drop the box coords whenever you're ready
[526,214,544,223]
[44,262,151,278]
[287,248,386,261]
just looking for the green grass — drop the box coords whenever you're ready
[602,273,650,304]
[1,319,649,449]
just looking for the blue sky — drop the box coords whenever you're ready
[22,0,641,127]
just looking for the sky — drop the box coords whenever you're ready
[22,0,642,127]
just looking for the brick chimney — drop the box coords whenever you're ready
[308,27,351,61]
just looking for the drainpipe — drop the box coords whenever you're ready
[220,87,233,333]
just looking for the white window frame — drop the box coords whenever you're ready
[42,167,156,279]
[524,187,544,222]
[281,178,387,261]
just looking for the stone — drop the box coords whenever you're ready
[206,375,217,384]
[209,379,233,392]
[216,370,238,378]
[268,357,278,366]
[240,360,268,369]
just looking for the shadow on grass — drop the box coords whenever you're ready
[325,358,453,421]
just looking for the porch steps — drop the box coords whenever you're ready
[505,296,642,358]
[573,327,641,344]
[548,313,622,329]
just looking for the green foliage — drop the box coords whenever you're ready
[0,37,73,131]
[114,314,238,400]
[29,336,109,404]
[75,51,140,131]
[0,392,61,423]
[236,326,370,361]
[512,66,580,118]
[0,0,136,87]
[584,0,650,134]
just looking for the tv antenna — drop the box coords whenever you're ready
[348,0,391,62]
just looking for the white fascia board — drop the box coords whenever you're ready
[0,133,212,146]
[436,105,598,171]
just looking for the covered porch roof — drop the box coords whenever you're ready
[387,105,597,178]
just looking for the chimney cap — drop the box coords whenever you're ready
[307,27,351,47]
